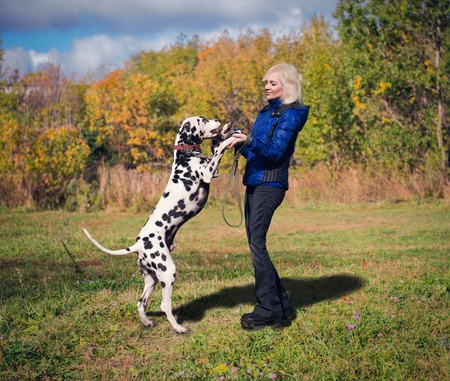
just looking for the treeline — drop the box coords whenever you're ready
[1,0,449,210]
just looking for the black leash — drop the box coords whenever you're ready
[221,146,244,228]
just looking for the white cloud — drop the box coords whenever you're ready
[3,48,34,76]
[3,34,173,79]
[65,34,171,77]
[1,0,337,78]
[1,0,335,34]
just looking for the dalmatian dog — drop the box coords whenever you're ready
[83,116,236,333]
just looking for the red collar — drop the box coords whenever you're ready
[174,144,201,151]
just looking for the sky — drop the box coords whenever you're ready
[0,0,338,79]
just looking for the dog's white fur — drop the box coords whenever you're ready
[83,116,235,333]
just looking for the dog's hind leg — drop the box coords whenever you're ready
[137,269,158,327]
[157,254,187,334]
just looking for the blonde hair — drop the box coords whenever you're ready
[263,63,304,106]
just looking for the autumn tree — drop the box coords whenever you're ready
[275,15,358,168]
[85,69,178,168]
[190,28,275,131]
[129,34,198,122]
[0,64,90,206]
[335,0,450,171]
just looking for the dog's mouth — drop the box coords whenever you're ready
[209,128,219,136]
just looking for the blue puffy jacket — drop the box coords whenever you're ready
[241,99,310,190]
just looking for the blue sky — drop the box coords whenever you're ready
[1,0,338,78]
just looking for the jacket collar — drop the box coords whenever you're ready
[259,99,283,114]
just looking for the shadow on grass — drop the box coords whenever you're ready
[173,274,365,323]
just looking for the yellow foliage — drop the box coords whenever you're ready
[353,76,363,89]
[351,94,367,111]
[374,81,392,95]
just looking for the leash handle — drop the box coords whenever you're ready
[222,149,244,228]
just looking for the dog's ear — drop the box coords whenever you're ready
[182,121,191,132]
[178,121,192,145]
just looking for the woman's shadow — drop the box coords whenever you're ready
[172,273,365,323]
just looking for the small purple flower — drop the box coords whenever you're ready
[348,300,354,305]
[346,324,355,330]
[269,373,277,380]
[377,332,384,337]
[353,315,360,320]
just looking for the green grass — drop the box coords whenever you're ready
[0,201,449,380]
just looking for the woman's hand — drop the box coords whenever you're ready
[228,133,249,149]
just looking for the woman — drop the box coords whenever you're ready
[228,63,310,329]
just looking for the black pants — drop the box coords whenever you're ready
[245,185,291,318]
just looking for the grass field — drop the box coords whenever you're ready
[0,201,449,380]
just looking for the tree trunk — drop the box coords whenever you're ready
[435,23,447,170]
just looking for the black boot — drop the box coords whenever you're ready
[240,312,283,329]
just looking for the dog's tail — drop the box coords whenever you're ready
[83,228,138,256]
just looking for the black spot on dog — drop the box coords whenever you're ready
[159,242,165,248]
[163,191,170,198]
[151,262,157,270]
[149,233,155,238]
[162,254,167,261]
[181,178,193,192]
[156,221,163,227]
[189,190,199,201]
[144,240,153,250]
[158,263,167,272]
[161,281,166,288]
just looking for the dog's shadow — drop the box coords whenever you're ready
[168,274,365,323]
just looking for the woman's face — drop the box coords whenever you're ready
[265,72,284,100]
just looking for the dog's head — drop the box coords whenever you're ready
[175,116,222,146]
